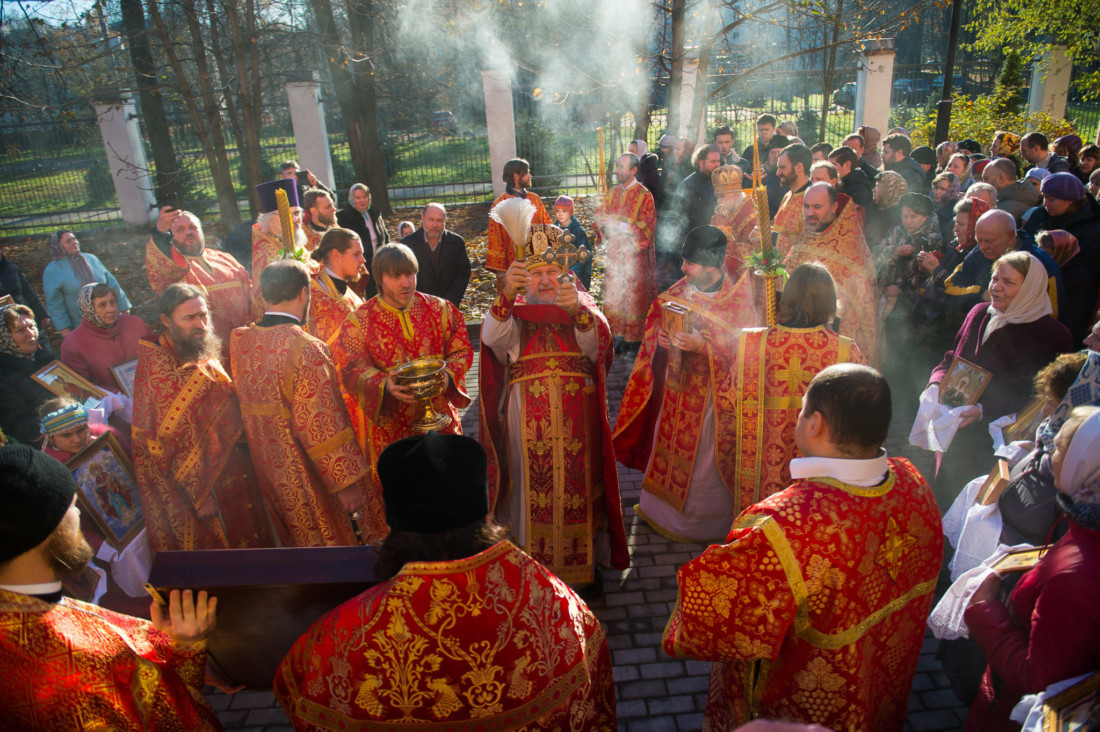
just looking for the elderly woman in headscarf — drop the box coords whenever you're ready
[930,171,963,242]
[926,251,1073,509]
[629,138,662,208]
[0,303,57,444]
[42,230,131,338]
[990,130,1022,169]
[865,169,907,248]
[964,406,1100,732]
[946,152,975,191]
[1036,229,1097,347]
[936,140,959,172]
[59,283,152,392]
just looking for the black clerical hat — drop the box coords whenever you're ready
[255,179,300,214]
[0,445,77,562]
[681,225,727,269]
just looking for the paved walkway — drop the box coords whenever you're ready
[211,345,969,731]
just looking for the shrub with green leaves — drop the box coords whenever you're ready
[907,94,1077,152]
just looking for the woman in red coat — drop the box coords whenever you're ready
[964,406,1100,730]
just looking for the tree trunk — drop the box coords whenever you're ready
[819,0,843,143]
[688,44,712,146]
[665,0,687,136]
[346,0,391,215]
[120,0,182,207]
[222,0,265,216]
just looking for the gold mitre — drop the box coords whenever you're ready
[523,224,565,270]
[712,165,744,195]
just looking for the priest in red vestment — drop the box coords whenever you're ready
[274,433,617,731]
[486,158,551,275]
[784,182,880,365]
[664,365,943,731]
[772,143,812,254]
[596,152,658,345]
[306,228,366,347]
[479,227,629,587]
[709,165,757,279]
[0,445,223,731]
[231,260,372,547]
[613,226,758,542]
[251,180,314,305]
[333,243,473,524]
[132,284,272,553]
[724,263,866,513]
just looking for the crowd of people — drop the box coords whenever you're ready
[0,111,1099,731]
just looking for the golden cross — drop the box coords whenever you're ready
[875,517,917,581]
[775,356,812,394]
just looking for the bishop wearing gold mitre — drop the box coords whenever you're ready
[709,164,757,278]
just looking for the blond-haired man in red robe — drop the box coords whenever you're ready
[784,182,880,365]
[479,226,629,587]
[132,284,272,553]
[596,152,658,347]
[664,364,943,731]
[231,260,372,547]
[613,226,758,542]
[0,445,222,731]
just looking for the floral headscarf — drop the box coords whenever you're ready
[874,170,907,208]
[77,283,112,329]
[0,305,27,358]
[1038,229,1080,267]
[48,230,95,286]
[961,197,991,250]
[994,131,1020,157]
[936,141,958,170]
[1058,407,1100,507]
[932,172,962,204]
[1038,351,1100,453]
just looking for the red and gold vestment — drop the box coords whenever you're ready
[334,293,473,497]
[479,293,629,583]
[711,198,757,279]
[783,193,880,366]
[773,187,806,255]
[0,589,220,731]
[131,335,272,553]
[274,541,617,731]
[307,269,364,348]
[145,238,255,358]
[231,321,372,546]
[724,326,865,513]
[663,457,943,731]
[596,181,658,342]
[486,191,552,273]
[612,272,758,540]
[252,227,322,310]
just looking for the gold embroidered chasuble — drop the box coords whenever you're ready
[595,181,658,342]
[230,321,372,546]
[783,193,881,366]
[333,292,473,491]
[486,191,552,273]
[307,269,364,347]
[663,457,943,732]
[273,541,617,731]
[478,294,629,584]
[131,335,272,552]
[724,325,865,514]
[773,187,806,255]
[711,198,757,279]
[0,590,221,731]
[612,272,758,522]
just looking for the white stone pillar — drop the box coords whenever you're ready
[1028,46,1072,119]
[482,70,517,199]
[854,38,895,135]
[92,94,156,227]
[284,76,335,188]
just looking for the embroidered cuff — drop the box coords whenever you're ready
[490,293,515,322]
[573,307,595,332]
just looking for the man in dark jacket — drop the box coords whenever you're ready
[1021,132,1072,174]
[882,134,926,193]
[401,203,471,307]
[336,183,390,298]
[829,146,874,210]
[983,158,1040,224]
[1023,172,1100,279]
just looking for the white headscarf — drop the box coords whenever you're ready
[1061,408,1100,506]
[632,139,648,157]
[981,252,1051,344]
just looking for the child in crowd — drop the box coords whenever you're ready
[552,195,593,290]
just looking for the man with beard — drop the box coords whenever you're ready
[783,182,880,365]
[334,243,473,538]
[303,188,337,253]
[307,227,367,347]
[661,146,722,289]
[479,226,629,589]
[772,143,813,254]
[132,284,273,553]
[59,282,153,392]
[0,445,223,730]
[486,157,552,277]
[596,152,658,349]
[147,206,255,360]
[614,226,758,542]
[251,179,312,292]
[231,260,372,547]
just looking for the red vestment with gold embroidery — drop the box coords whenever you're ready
[613,273,758,526]
[596,182,658,342]
[131,335,272,552]
[252,228,322,310]
[724,326,865,513]
[478,293,629,583]
[663,457,943,731]
[486,192,552,273]
[334,293,472,535]
[0,590,221,731]
[273,541,617,731]
[711,199,757,279]
[773,187,806,255]
[307,269,364,348]
[783,193,880,366]
[230,322,372,546]
[145,238,255,358]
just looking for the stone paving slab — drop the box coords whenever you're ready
[212,345,967,731]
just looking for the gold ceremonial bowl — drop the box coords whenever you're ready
[392,358,451,433]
